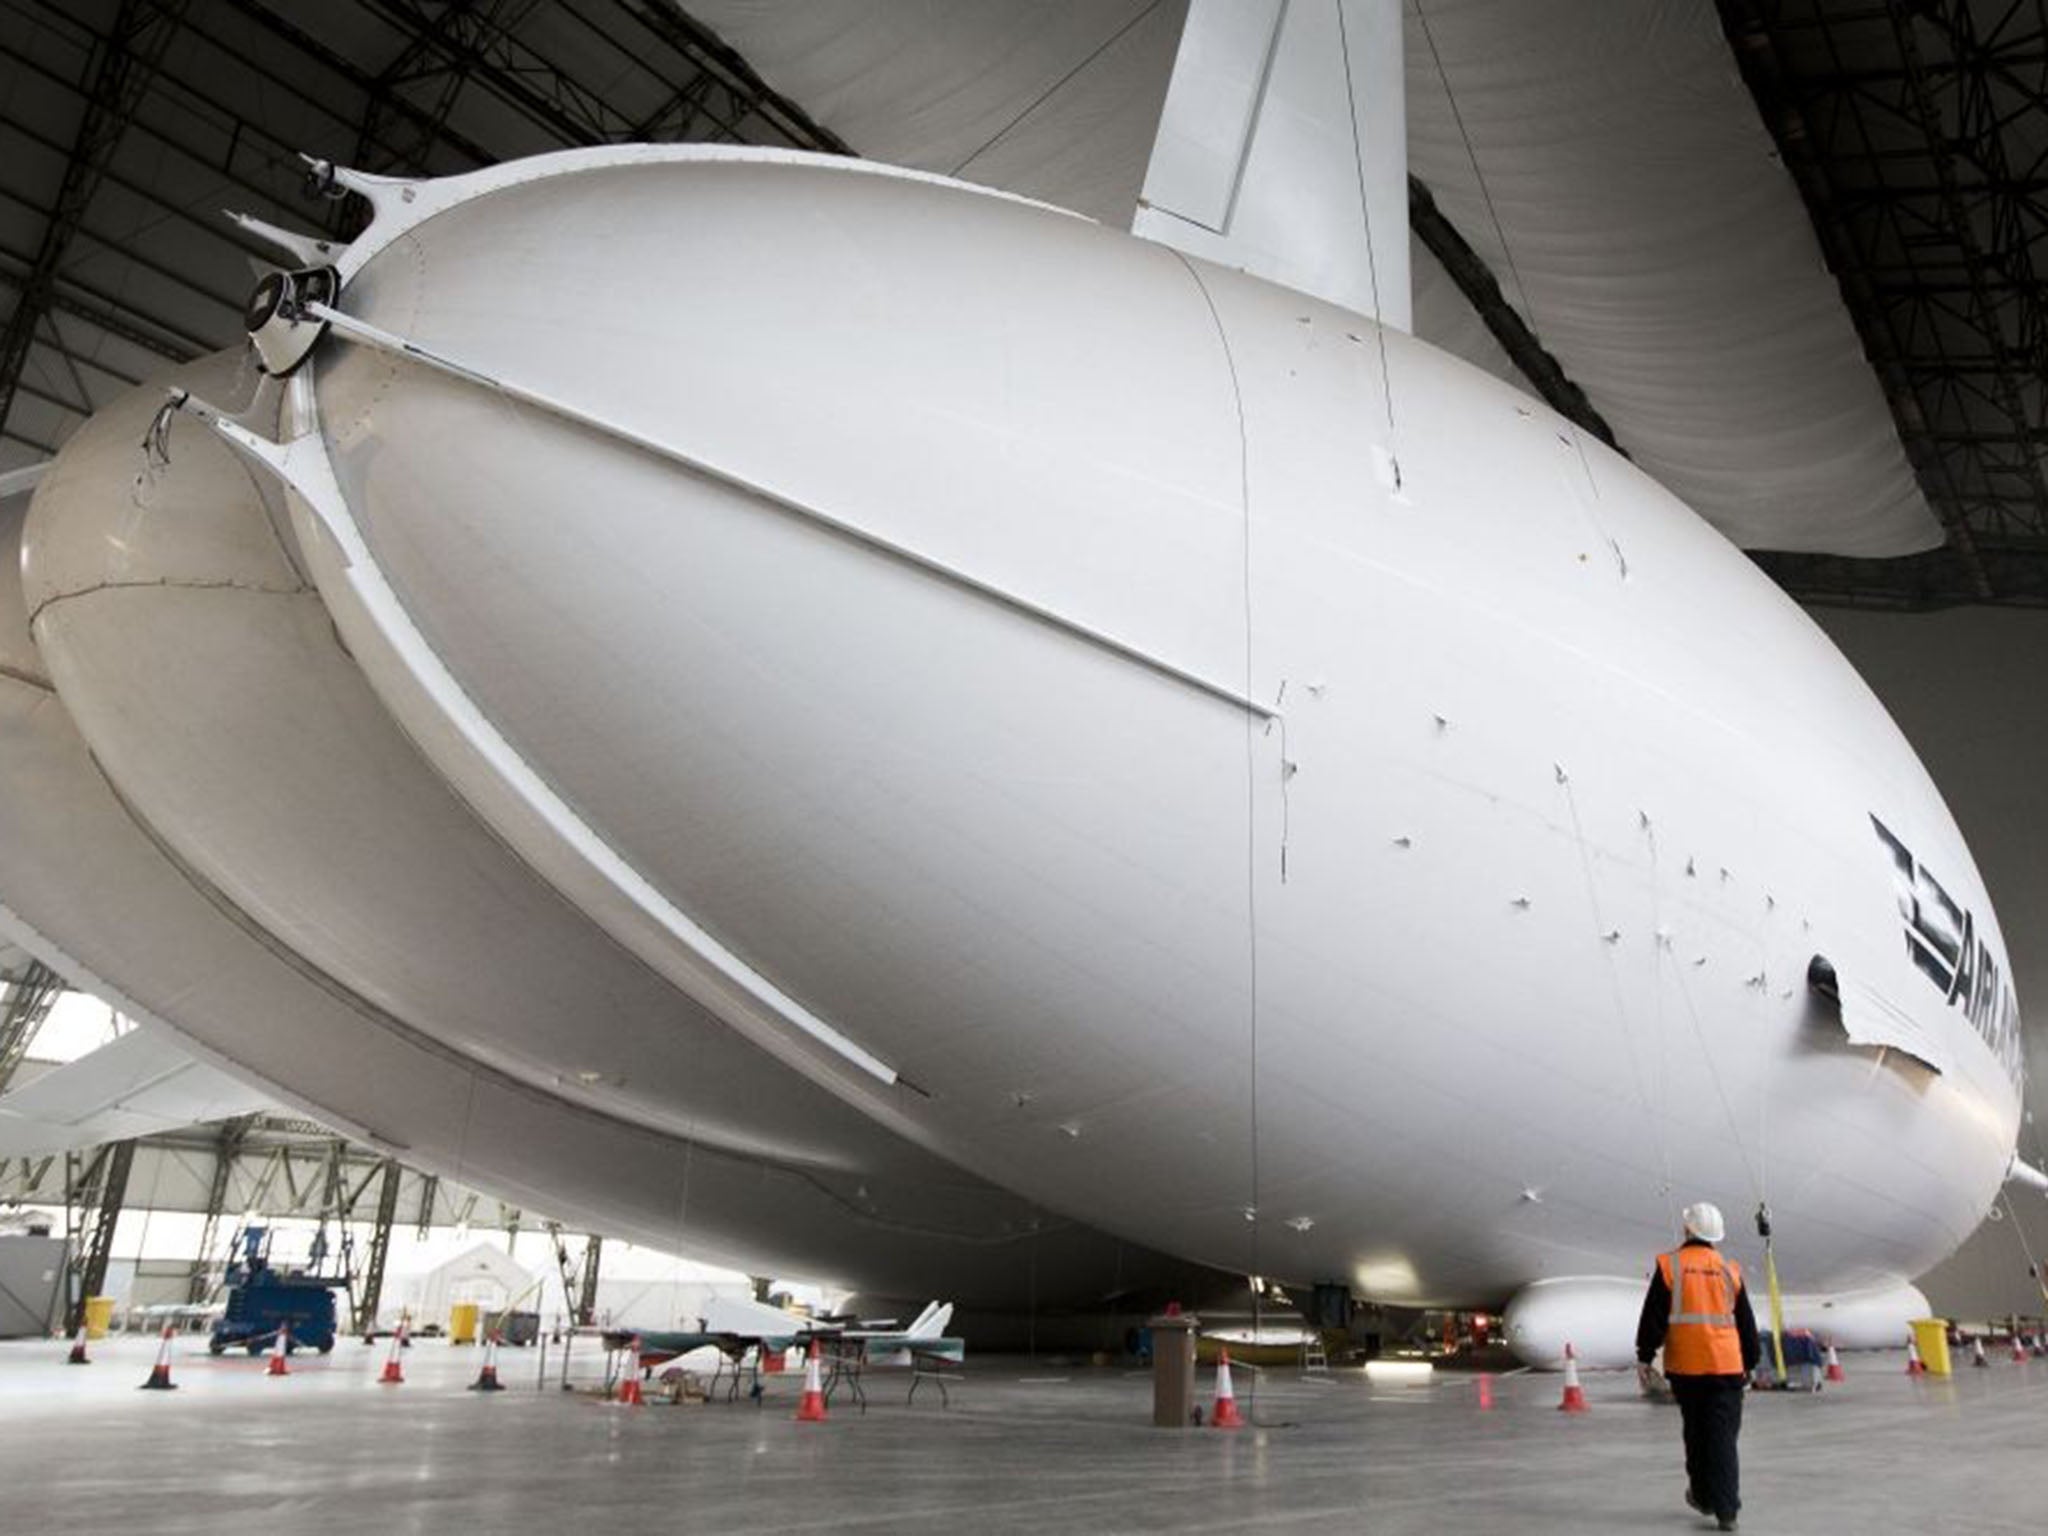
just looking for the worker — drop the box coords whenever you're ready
[1636,1201,1759,1532]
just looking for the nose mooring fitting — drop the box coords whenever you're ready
[245,264,339,377]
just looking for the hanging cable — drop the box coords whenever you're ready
[1415,0,1535,325]
[1560,776,1672,1193]
[1335,0,1401,473]
[1998,1191,2048,1313]
[1665,948,1764,1205]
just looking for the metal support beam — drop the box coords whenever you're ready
[67,1139,136,1334]
[576,1235,602,1326]
[413,1172,439,1237]
[216,0,499,169]
[599,0,853,153]
[1753,544,2048,611]
[0,962,65,1095]
[354,1156,402,1334]
[1716,0,2025,602]
[1408,176,1623,454]
[0,0,188,443]
[186,1114,256,1303]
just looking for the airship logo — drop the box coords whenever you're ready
[1872,815,2024,1089]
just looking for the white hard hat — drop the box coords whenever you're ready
[1682,1202,1726,1243]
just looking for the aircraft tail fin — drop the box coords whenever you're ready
[905,1300,953,1340]
[1134,0,1409,331]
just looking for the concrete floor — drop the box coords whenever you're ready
[2,1333,2045,1532]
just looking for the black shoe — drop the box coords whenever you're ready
[1717,1516,1738,1532]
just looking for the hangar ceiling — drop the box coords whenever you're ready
[0,0,2041,613]
[0,0,842,477]
[1723,0,2048,609]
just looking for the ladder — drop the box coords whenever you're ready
[1300,1333,1331,1375]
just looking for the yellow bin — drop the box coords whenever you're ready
[1910,1317,1952,1376]
[449,1302,479,1346]
[83,1296,115,1340]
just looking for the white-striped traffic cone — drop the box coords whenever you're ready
[469,1331,505,1392]
[794,1338,828,1422]
[1824,1340,1845,1383]
[378,1318,407,1385]
[1557,1342,1588,1412]
[1971,1336,1989,1368]
[139,1324,177,1390]
[1906,1332,1927,1376]
[266,1324,290,1376]
[1210,1349,1245,1429]
[65,1323,89,1366]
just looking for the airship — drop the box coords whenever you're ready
[6,23,2034,1367]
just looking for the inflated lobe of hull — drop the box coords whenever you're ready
[9,380,1195,1310]
[263,147,2016,1304]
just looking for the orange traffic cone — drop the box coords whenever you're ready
[469,1332,505,1392]
[66,1324,89,1366]
[139,1324,177,1390]
[2012,1333,2029,1364]
[615,1335,645,1406]
[378,1320,407,1385]
[267,1325,290,1377]
[1971,1336,1989,1368]
[1906,1333,1927,1376]
[1823,1340,1845,1383]
[1211,1349,1246,1429]
[1476,1373,1495,1411]
[794,1338,828,1422]
[1557,1342,1588,1412]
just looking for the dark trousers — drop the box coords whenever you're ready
[1669,1374,1744,1517]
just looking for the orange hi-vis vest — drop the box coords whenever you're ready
[1658,1245,1745,1376]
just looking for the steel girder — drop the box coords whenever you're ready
[0,0,188,453]
[1722,0,2048,609]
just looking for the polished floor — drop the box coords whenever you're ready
[1,1332,2043,1532]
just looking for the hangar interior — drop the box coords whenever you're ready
[2,2,2048,1532]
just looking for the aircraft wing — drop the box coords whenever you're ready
[0,1025,273,1156]
[858,1336,966,1368]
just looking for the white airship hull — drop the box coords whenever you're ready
[212,147,2017,1304]
[17,146,2024,1327]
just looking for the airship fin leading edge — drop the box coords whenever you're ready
[167,384,911,1099]
[1135,0,1411,331]
[287,303,1279,724]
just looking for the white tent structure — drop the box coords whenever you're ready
[388,1241,538,1333]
